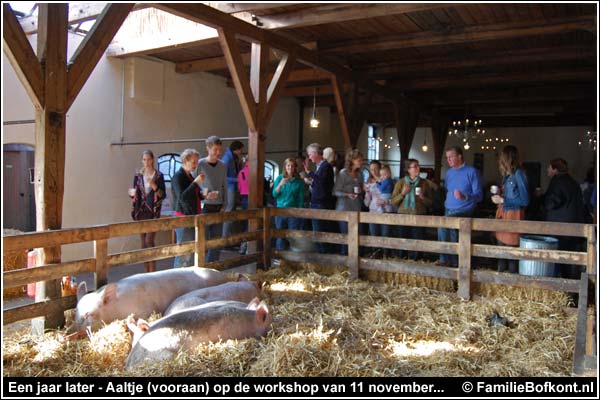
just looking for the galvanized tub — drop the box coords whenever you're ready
[518,235,559,277]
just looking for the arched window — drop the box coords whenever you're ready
[157,153,181,182]
[264,160,279,185]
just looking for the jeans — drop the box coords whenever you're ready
[222,186,238,238]
[203,205,223,263]
[311,203,334,254]
[398,225,425,260]
[437,208,474,266]
[174,227,195,268]
[275,216,301,251]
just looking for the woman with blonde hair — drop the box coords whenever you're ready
[272,157,305,252]
[129,150,166,272]
[492,145,529,273]
[333,148,364,255]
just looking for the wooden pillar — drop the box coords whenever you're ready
[431,108,449,183]
[218,29,295,268]
[32,3,69,332]
[457,218,472,300]
[347,211,360,280]
[393,102,419,175]
[332,77,372,149]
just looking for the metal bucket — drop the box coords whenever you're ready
[518,235,559,277]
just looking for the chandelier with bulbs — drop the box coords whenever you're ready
[448,114,486,150]
[577,130,597,151]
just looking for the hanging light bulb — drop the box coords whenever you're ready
[464,142,470,150]
[309,73,319,128]
[421,136,429,152]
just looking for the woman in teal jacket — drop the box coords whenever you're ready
[272,158,305,251]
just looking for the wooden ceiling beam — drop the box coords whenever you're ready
[154,3,402,104]
[255,3,454,30]
[2,3,44,109]
[390,69,596,91]
[67,4,134,109]
[357,46,595,77]
[206,3,297,14]
[321,15,596,55]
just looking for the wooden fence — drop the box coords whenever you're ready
[2,207,596,374]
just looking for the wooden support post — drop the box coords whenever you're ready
[195,216,206,267]
[573,272,589,375]
[263,207,272,268]
[32,4,69,333]
[348,212,360,280]
[94,239,109,288]
[430,108,449,183]
[457,218,472,300]
[394,101,419,172]
[586,225,596,275]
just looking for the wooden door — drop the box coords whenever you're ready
[3,145,36,232]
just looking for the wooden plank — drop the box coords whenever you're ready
[573,273,589,375]
[108,243,195,267]
[472,270,580,293]
[457,218,472,300]
[472,244,587,266]
[360,212,461,229]
[218,27,257,132]
[271,229,347,245]
[94,239,108,288]
[195,216,206,267]
[257,3,454,30]
[3,259,95,289]
[322,15,596,54]
[586,305,595,356]
[3,225,109,253]
[360,236,459,255]
[264,52,296,125]
[204,253,261,272]
[331,75,352,149]
[586,225,596,275]
[3,295,77,326]
[270,207,351,222]
[274,250,348,267]
[206,231,262,250]
[207,3,297,14]
[361,259,459,281]
[175,49,277,74]
[67,4,134,109]
[347,212,360,280]
[262,208,272,269]
[109,216,195,237]
[2,3,44,108]
[471,218,588,237]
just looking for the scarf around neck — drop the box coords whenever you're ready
[403,175,421,210]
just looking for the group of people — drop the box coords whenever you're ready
[128,136,247,269]
[128,139,594,279]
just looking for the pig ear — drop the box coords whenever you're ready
[247,297,261,310]
[136,318,150,331]
[76,281,88,301]
[101,283,117,305]
[255,302,269,324]
[237,273,249,281]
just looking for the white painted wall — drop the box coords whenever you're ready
[3,32,299,260]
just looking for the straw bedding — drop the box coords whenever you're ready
[3,260,577,377]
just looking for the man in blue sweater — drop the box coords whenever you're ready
[221,140,245,242]
[437,146,483,267]
[304,143,336,253]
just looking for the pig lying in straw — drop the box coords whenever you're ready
[66,267,246,337]
[125,298,271,370]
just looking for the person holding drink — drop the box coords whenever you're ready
[391,159,434,260]
[129,150,166,272]
[272,158,305,252]
[491,145,529,273]
[333,149,365,255]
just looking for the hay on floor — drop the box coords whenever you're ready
[3,260,578,377]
